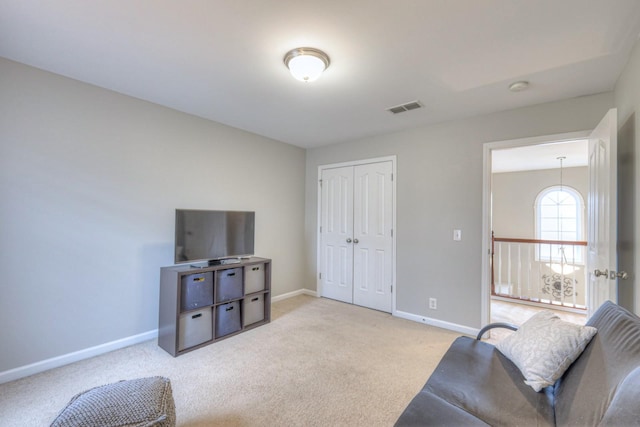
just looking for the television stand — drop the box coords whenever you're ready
[158,257,271,356]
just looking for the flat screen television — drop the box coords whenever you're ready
[175,209,255,264]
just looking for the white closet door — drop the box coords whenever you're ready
[320,166,354,304]
[320,161,394,313]
[352,161,393,312]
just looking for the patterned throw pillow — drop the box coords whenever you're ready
[496,310,597,392]
[50,376,176,426]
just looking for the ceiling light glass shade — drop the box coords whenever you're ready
[284,47,330,82]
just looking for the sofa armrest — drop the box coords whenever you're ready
[476,322,518,340]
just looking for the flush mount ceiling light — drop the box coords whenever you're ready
[508,80,530,92]
[283,47,330,82]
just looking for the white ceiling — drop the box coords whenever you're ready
[492,139,588,173]
[1,1,640,148]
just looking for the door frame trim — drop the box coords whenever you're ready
[481,131,590,327]
[317,155,398,314]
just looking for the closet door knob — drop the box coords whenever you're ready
[353,238,359,244]
[346,238,352,243]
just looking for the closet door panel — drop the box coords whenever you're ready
[353,162,393,312]
[320,166,354,303]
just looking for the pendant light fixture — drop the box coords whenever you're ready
[557,156,565,193]
[283,47,330,82]
[557,155,566,249]
[548,156,577,275]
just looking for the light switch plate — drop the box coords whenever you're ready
[453,229,462,241]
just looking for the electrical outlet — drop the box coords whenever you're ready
[429,298,437,310]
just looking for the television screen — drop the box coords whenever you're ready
[175,210,255,264]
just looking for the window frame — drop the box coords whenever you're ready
[534,185,585,264]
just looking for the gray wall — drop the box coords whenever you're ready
[492,167,588,239]
[3,35,639,374]
[614,38,640,313]
[305,93,614,329]
[0,58,306,372]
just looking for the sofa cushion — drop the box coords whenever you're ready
[554,301,640,426]
[394,388,490,426]
[495,310,597,391]
[598,367,640,427]
[50,376,176,427]
[395,337,555,426]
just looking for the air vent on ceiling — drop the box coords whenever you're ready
[387,100,423,114]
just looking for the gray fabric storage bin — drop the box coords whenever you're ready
[178,308,212,351]
[244,263,265,294]
[180,272,213,311]
[215,301,241,338]
[215,268,243,302]
[243,294,265,326]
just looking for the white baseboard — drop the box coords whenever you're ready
[272,291,478,336]
[394,310,479,337]
[0,329,158,385]
[1,288,319,385]
[2,293,467,385]
[271,288,317,302]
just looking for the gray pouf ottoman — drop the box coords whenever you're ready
[50,376,176,427]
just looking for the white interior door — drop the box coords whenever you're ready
[320,160,394,312]
[353,162,393,312]
[320,166,354,304]
[587,108,617,317]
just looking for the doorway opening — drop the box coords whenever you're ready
[482,132,592,328]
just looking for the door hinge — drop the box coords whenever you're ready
[319,272,322,280]
[391,229,393,237]
[319,179,323,187]
[320,226,322,233]
[391,285,393,293]
[391,173,394,181]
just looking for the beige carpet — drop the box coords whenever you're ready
[0,295,459,426]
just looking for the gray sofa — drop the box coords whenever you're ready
[395,301,640,426]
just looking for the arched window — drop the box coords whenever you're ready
[535,186,584,263]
